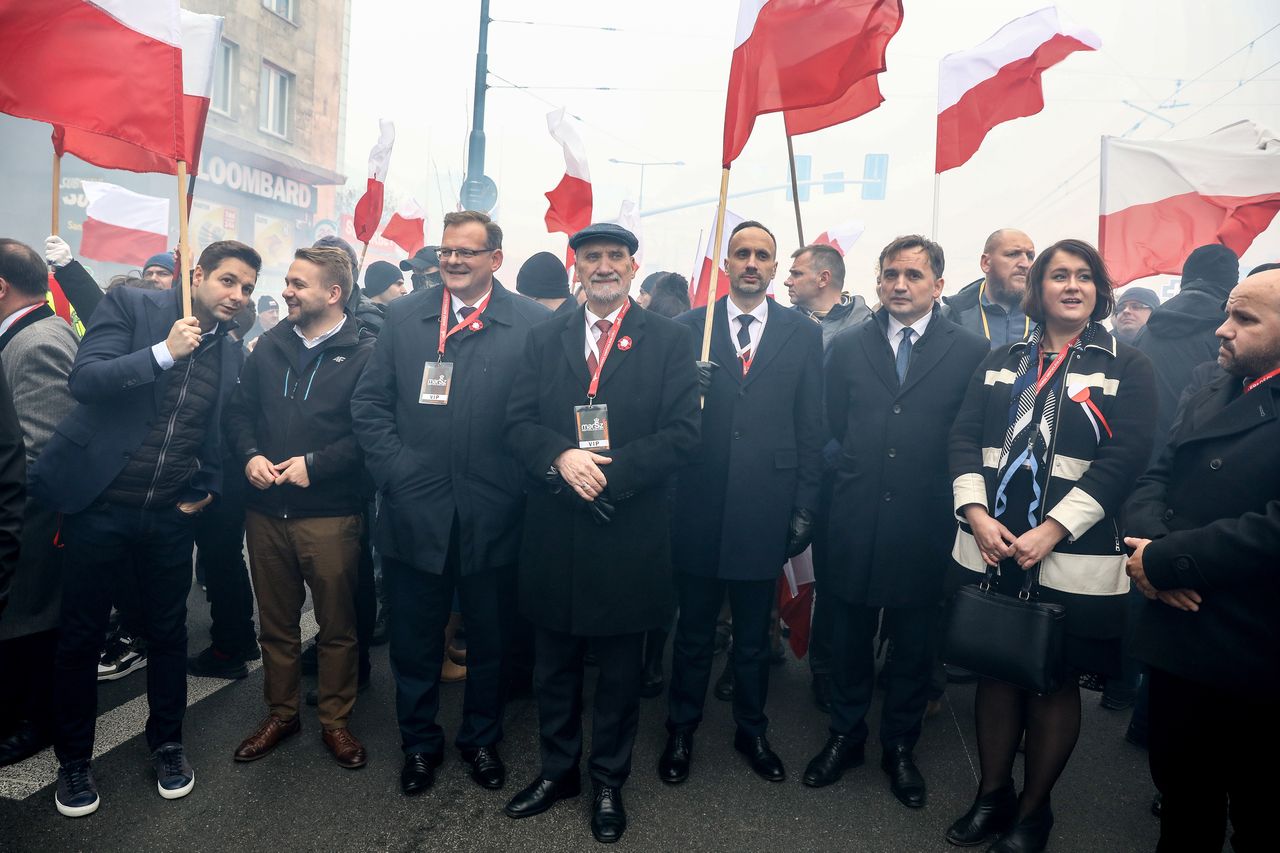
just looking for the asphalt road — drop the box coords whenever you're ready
[0,585,1168,852]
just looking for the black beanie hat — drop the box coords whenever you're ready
[1180,244,1239,297]
[517,252,569,299]
[363,261,403,297]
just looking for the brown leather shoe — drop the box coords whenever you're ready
[233,716,300,762]
[322,727,367,769]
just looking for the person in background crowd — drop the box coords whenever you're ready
[1124,267,1280,853]
[944,229,1035,349]
[141,253,176,291]
[946,238,1155,852]
[401,245,442,292]
[516,251,575,316]
[637,271,665,309]
[645,273,691,320]
[364,261,407,307]
[243,295,279,349]
[32,240,259,818]
[43,235,103,325]
[1109,286,1160,345]
[0,238,77,766]
[0,371,26,651]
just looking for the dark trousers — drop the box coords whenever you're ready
[54,503,194,764]
[354,502,375,680]
[194,473,255,655]
[808,467,836,677]
[1148,667,1278,853]
[534,627,644,788]
[668,573,775,737]
[384,525,508,756]
[0,629,57,732]
[828,601,936,751]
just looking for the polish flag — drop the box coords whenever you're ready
[778,547,816,658]
[353,119,395,244]
[812,220,866,255]
[51,10,223,176]
[381,199,426,257]
[544,108,593,238]
[1100,120,1280,286]
[0,0,183,160]
[79,181,171,265]
[935,6,1099,174]
[689,208,746,308]
[724,0,906,167]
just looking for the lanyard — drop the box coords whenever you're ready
[437,289,491,361]
[978,281,1030,342]
[1245,366,1280,394]
[1034,336,1077,395]
[587,299,630,400]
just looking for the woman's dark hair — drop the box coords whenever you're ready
[646,273,691,318]
[1023,238,1115,324]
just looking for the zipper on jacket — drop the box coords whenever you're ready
[144,346,200,508]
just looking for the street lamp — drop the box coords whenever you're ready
[608,158,685,210]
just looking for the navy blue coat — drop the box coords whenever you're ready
[671,298,824,581]
[30,287,240,515]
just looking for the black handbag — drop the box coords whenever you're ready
[943,565,1066,695]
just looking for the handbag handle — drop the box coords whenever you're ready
[979,563,1045,600]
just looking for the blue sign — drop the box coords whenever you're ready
[787,154,812,202]
[823,172,845,194]
[862,153,889,201]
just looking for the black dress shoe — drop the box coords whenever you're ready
[591,783,627,844]
[945,780,1016,846]
[713,660,735,701]
[0,721,52,767]
[658,731,693,784]
[503,774,582,818]
[988,800,1053,853]
[881,745,926,808]
[802,734,864,788]
[400,752,442,796]
[460,745,505,790]
[811,674,834,713]
[733,732,785,782]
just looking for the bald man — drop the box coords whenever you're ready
[1123,269,1280,853]
[943,229,1034,349]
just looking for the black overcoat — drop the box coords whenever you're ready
[825,307,989,607]
[671,298,824,581]
[505,299,699,636]
[350,282,550,574]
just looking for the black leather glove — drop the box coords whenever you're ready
[547,466,614,525]
[587,493,615,526]
[785,507,815,559]
[695,360,719,396]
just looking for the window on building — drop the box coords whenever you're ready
[262,0,294,21]
[259,62,293,139]
[212,39,237,115]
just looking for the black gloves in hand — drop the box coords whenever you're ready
[695,360,719,396]
[785,507,815,559]
[545,466,614,525]
[587,494,615,526]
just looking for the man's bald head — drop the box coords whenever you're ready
[980,229,1035,305]
[1216,268,1280,378]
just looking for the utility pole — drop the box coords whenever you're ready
[461,0,498,212]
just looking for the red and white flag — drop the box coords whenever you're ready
[935,6,1099,174]
[1100,120,1280,286]
[724,0,906,167]
[51,10,222,175]
[690,208,746,308]
[381,199,426,257]
[778,547,816,658]
[812,220,866,256]
[544,108,594,238]
[79,181,170,265]
[0,0,183,161]
[353,119,395,244]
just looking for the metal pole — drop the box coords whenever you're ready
[638,164,646,211]
[785,134,805,246]
[465,0,490,187]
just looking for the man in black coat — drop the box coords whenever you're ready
[503,222,699,844]
[659,220,823,786]
[1124,268,1280,853]
[351,211,549,796]
[803,235,989,809]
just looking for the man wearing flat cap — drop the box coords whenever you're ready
[400,246,442,292]
[503,221,700,844]
[516,251,574,316]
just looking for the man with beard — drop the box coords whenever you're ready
[1124,267,1280,853]
[945,229,1034,348]
[503,222,699,844]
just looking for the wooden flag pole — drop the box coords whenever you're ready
[700,168,732,363]
[176,160,194,317]
[931,172,941,242]
[51,152,62,236]
[785,134,805,246]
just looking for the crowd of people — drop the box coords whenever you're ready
[0,214,1275,852]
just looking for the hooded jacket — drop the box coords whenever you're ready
[794,293,871,350]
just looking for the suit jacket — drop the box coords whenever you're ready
[1126,372,1280,697]
[670,298,824,581]
[505,299,700,635]
[0,370,25,623]
[29,286,240,515]
[824,307,989,606]
[351,281,550,574]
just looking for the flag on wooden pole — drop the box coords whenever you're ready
[353,120,395,244]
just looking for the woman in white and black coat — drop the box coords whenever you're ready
[945,239,1156,853]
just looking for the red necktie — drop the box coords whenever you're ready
[586,318,612,374]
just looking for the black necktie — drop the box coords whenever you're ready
[458,305,476,321]
[895,328,913,385]
[737,314,755,351]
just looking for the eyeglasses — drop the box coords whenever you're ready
[436,247,495,260]
[1113,303,1153,316]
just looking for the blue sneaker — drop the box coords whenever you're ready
[152,742,195,800]
[55,759,100,817]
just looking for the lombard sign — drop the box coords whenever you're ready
[198,154,315,212]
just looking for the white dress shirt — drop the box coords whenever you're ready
[294,314,347,349]
[725,296,769,359]
[886,310,932,357]
[584,303,625,364]
[0,303,43,337]
[453,288,492,325]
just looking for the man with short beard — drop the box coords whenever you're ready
[1124,267,1280,853]
[945,229,1034,348]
